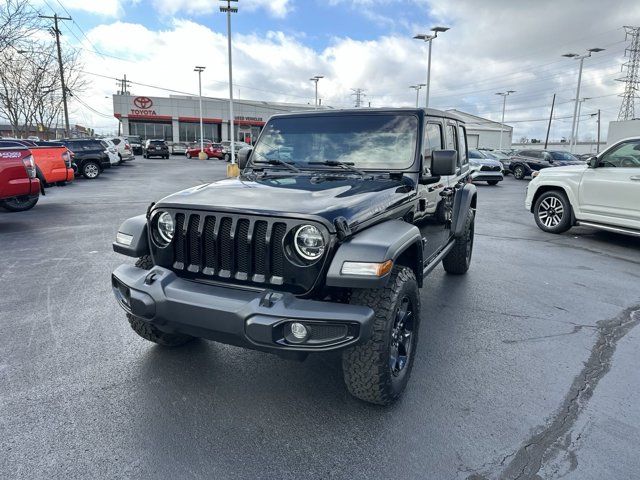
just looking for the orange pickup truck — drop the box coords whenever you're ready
[2,140,74,187]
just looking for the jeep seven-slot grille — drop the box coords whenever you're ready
[172,212,289,285]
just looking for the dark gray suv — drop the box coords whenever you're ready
[143,139,169,159]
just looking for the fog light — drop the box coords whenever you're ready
[290,322,308,340]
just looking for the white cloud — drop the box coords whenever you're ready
[149,0,292,18]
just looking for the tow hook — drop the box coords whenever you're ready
[144,271,159,285]
[260,291,284,308]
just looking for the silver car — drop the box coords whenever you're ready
[468,149,504,185]
[171,142,188,155]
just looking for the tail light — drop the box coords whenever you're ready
[62,150,72,168]
[125,143,131,150]
[22,154,36,178]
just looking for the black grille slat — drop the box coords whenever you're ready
[219,217,233,273]
[270,223,287,278]
[236,219,250,275]
[187,215,201,271]
[253,221,268,277]
[202,216,217,272]
[174,213,186,267]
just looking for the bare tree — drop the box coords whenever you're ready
[0,0,41,54]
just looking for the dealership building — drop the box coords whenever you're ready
[112,94,512,148]
[112,94,318,144]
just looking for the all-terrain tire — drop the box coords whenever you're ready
[126,255,195,347]
[342,266,420,405]
[533,190,572,234]
[442,208,474,274]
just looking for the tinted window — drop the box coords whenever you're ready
[549,151,578,162]
[424,122,443,158]
[600,139,640,168]
[469,149,483,159]
[112,138,121,145]
[445,124,459,165]
[150,140,166,145]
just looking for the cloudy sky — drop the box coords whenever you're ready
[32,0,640,141]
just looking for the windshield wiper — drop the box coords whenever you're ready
[251,151,301,173]
[308,160,365,176]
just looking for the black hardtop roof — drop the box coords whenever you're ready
[267,107,465,123]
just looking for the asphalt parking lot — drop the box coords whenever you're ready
[1,157,639,480]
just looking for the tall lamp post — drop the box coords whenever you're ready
[409,84,426,107]
[413,26,449,108]
[562,47,604,152]
[194,66,206,160]
[574,97,591,150]
[310,75,323,109]
[496,90,515,151]
[220,0,238,175]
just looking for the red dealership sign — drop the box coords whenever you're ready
[134,97,153,109]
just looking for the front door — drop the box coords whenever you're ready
[578,138,640,229]
[414,119,453,262]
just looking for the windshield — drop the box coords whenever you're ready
[550,151,578,162]
[252,114,419,170]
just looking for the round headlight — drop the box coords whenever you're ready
[157,212,174,244]
[294,225,325,260]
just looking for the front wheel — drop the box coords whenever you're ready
[487,180,500,186]
[126,256,195,346]
[442,208,474,274]
[82,161,100,179]
[342,266,420,405]
[1,196,39,212]
[533,190,572,233]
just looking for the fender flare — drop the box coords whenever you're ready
[112,214,150,257]
[326,219,423,289]
[452,183,477,238]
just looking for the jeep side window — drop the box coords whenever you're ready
[446,124,459,167]
[458,125,468,166]
[423,122,443,171]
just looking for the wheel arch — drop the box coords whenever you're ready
[530,185,576,224]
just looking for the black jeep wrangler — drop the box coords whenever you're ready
[111,108,476,405]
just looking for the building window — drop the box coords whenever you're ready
[179,122,221,143]
[129,121,172,141]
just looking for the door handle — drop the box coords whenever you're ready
[631,175,640,181]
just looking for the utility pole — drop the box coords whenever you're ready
[575,97,591,149]
[495,90,515,150]
[351,88,366,108]
[39,13,72,138]
[544,93,556,149]
[220,0,238,174]
[617,26,640,120]
[591,110,601,153]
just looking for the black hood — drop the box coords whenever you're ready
[155,173,415,231]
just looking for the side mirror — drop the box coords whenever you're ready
[237,147,253,169]
[588,156,598,168]
[431,150,458,176]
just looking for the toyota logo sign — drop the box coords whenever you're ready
[133,96,153,109]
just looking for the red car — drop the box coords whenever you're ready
[185,142,223,159]
[0,145,41,211]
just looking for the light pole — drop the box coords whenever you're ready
[495,90,515,150]
[409,84,426,107]
[413,26,449,108]
[220,0,238,175]
[310,75,323,109]
[574,97,591,150]
[562,48,604,153]
[194,66,206,160]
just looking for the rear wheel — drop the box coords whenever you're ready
[224,153,230,162]
[1,196,39,212]
[487,180,500,185]
[513,164,526,180]
[533,190,572,233]
[126,256,195,347]
[82,161,100,179]
[186,152,191,159]
[342,266,420,405]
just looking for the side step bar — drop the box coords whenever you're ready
[576,221,640,238]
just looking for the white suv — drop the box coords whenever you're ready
[107,137,135,162]
[525,137,640,237]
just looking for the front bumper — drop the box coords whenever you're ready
[112,265,374,353]
[470,170,503,182]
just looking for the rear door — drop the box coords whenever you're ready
[578,138,640,229]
